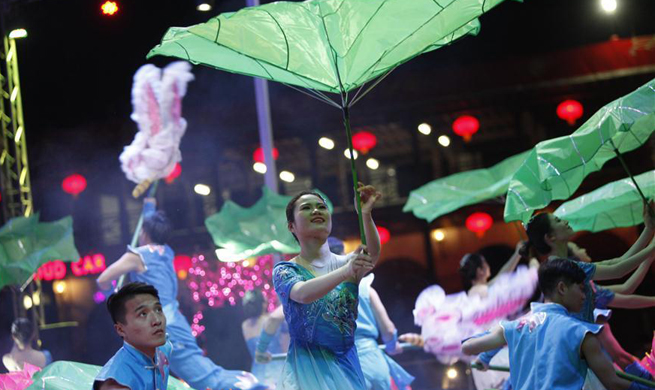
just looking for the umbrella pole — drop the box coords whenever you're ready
[470,363,655,388]
[512,220,527,240]
[342,105,367,246]
[117,180,160,290]
[611,142,654,216]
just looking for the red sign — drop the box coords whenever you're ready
[35,253,107,281]
[71,254,107,277]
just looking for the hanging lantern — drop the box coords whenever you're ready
[174,255,193,280]
[165,163,182,184]
[452,115,479,142]
[352,131,377,154]
[466,212,493,238]
[62,174,87,197]
[377,226,391,245]
[556,100,583,126]
[253,147,279,163]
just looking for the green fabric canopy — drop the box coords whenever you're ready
[206,187,334,262]
[504,78,655,224]
[26,361,189,390]
[146,0,513,95]
[554,169,655,233]
[0,215,79,290]
[404,150,530,222]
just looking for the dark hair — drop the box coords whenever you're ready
[538,258,585,297]
[285,191,328,243]
[525,213,553,256]
[459,253,486,290]
[11,318,35,346]
[142,211,172,245]
[107,282,160,324]
[327,237,344,255]
[242,290,265,319]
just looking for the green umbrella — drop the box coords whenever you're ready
[403,150,530,222]
[504,78,655,224]
[26,361,189,390]
[148,0,514,244]
[206,187,299,261]
[554,169,655,233]
[0,215,79,290]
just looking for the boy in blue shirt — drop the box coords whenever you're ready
[461,259,652,390]
[94,282,172,390]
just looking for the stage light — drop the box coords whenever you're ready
[253,162,267,174]
[194,184,211,196]
[344,149,358,160]
[438,135,451,147]
[32,292,41,306]
[446,367,458,379]
[601,0,617,13]
[23,295,33,309]
[101,1,119,16]
[418,123,432,135]
[279,171,295,183]
[8,29,27,39]
[318,137,335,150]
[53,280,67,294]
[366,158,379,170]
[197,3,212,11]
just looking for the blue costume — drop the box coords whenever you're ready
[94,340,173,390]
[130,203,265,390]
[245,323,286,388]
[500,302,603,390]
[356,274,414,390]
[273,261,366,390]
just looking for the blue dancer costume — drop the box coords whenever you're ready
[130,203,265,390]
[273,261,366,390]
[94,340,173,390]
[356,274,414,390]
[500,302,603,390]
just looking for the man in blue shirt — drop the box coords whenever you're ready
[94,282,172,390]
[461,259,651,390]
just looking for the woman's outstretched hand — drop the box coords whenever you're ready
[356,182,382,214]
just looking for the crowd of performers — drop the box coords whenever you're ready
[3,183,655,390]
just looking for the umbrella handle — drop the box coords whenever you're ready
[470,363,655,387]
[342,105,367,246]
[611,142,654,218]
[117,180,160,290]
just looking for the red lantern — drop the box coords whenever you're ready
[253,147,279,163]
[165,163,182,184]
[352,131,377,154]
[377,226,390,245]
[466,212,493,238]
[557,100,583,126]
[452,115,479,142]
[62,174,87,197]
[174,255,193,280]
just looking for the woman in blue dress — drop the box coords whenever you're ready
[98,197,265,390]
[273,185,381,390]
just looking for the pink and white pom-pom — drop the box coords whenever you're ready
[413,265,538,363]
[119,61,194,189]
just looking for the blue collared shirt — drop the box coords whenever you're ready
[94,339,173,390]
[501,302,602,390]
